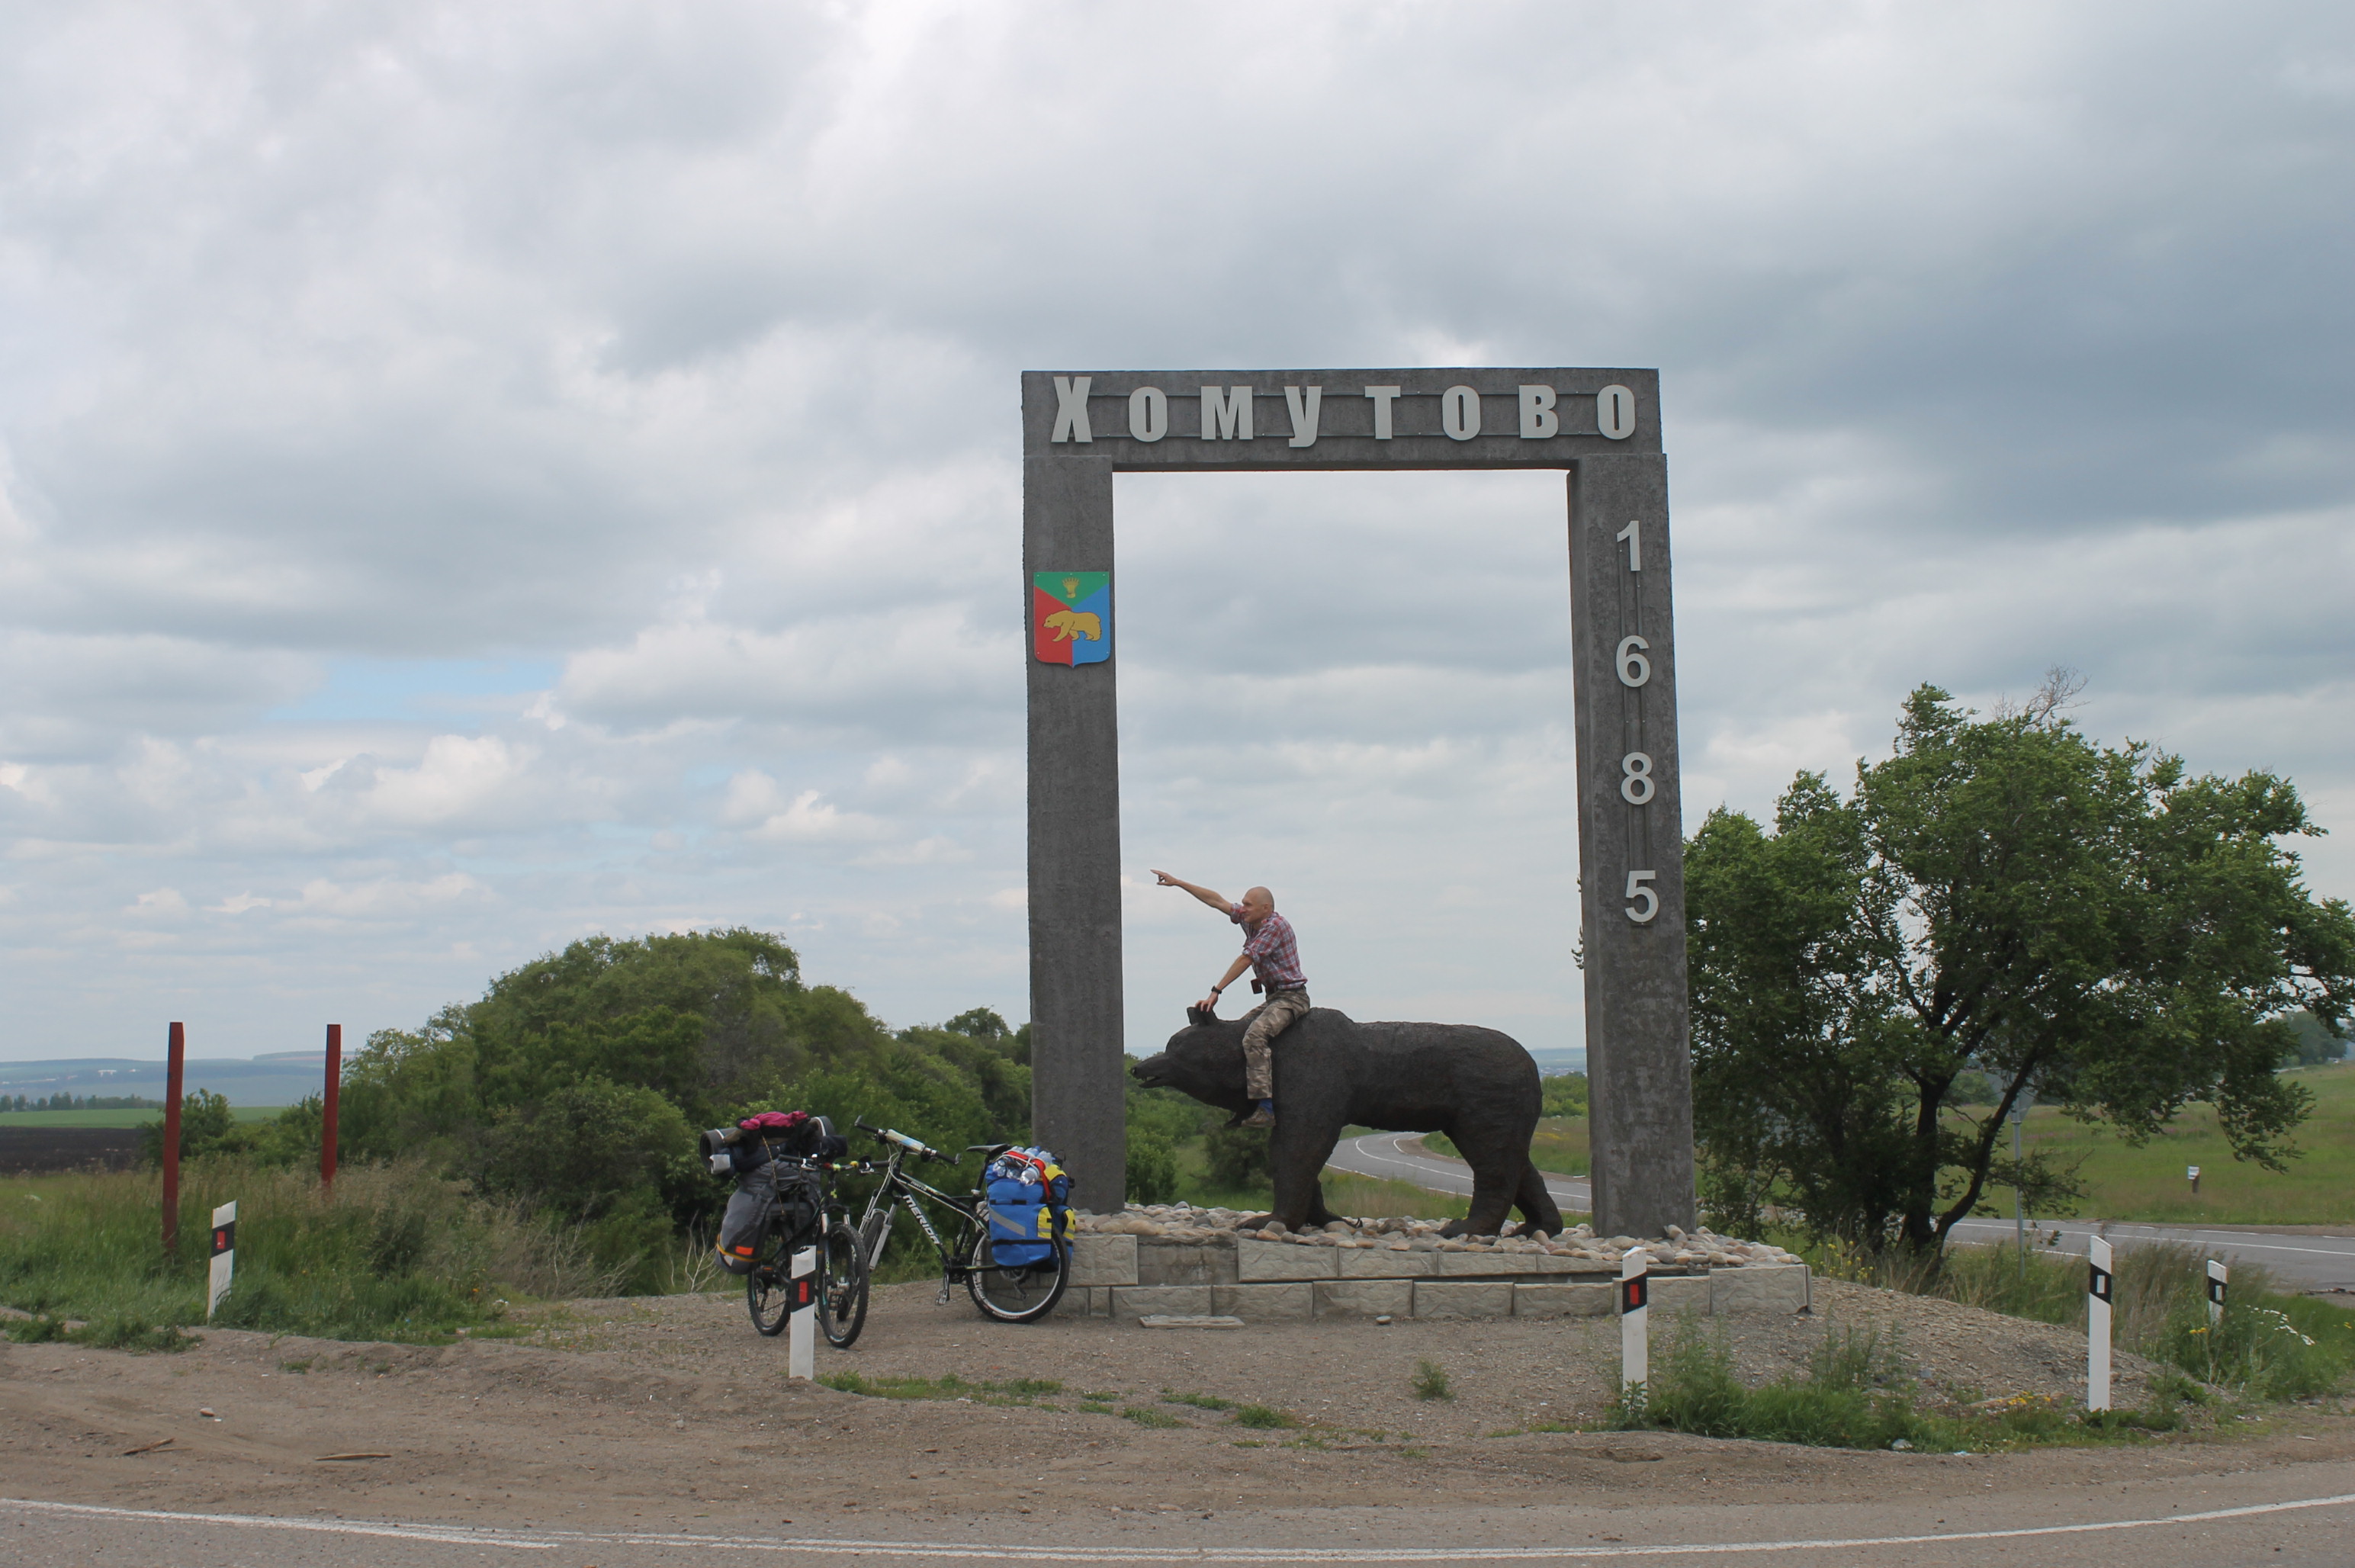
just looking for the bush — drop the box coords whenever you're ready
[1203,1122,1272,1191]
[1126,1134,1178,1204]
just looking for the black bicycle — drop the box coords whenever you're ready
[744,1154,872,1348]
[850,1120,1071,1322]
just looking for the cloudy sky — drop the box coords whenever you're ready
[3,3,2351,1068]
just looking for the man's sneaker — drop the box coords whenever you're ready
[1241,1103,1275,1129]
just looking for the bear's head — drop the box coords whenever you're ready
[1129,1020,1253,1116]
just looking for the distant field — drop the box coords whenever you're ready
[1984,1061,2355,1226]
[0,1107,282,1129]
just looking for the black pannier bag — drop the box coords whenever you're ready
[704,1111,844,1277]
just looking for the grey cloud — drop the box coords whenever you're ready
[2,2,2352,1059]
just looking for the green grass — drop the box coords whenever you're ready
[1977,1062,2355,1224]
[1611,1321,2185,1450]
[1,1160,615,1342]
[1161,1390,1236,1411]
[1813,1239,2355,1403]
[1412,1359,1453,1400]
[0,1107,281,1129]
[1121,1406,1184,1428]
[1231,1403,1300,1429]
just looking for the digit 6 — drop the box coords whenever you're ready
[1615,635,1650,688]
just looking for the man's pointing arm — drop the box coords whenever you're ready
[1152,869,1233,914]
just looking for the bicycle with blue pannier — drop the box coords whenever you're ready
[848,1121,1073,1323]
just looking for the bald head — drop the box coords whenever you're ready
[1242,886,1275,920]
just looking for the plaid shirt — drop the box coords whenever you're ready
[1229,905,1307,991]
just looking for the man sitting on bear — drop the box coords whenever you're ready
[1153,869,1308,1129]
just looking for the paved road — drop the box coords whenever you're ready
[11,1486,2355,1566]
[1325,1132,2355,1292]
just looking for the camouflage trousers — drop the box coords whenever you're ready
[1240,988,1312,1101]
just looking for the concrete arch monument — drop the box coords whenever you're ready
[1023,369,1692,1239]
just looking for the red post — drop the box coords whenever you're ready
[162,1021,185,1255]
[321,1023,342,1189]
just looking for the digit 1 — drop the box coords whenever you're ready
[1614,519,1640,571]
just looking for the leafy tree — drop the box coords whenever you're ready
[1540,1073,1589,1119]
[137,1088,239,1165]
[2281,1009,2350,1068]
[331,927,1043,1277]
[1686,676,2355,1258]
[895,1008,1031,1140]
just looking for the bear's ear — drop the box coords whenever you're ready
[1186,1003,1218,1028]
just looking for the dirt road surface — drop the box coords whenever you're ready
[6,1281,2353,1566]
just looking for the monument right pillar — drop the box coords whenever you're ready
[1568,454,1695,1239]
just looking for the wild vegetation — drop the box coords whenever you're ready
[3,929,1034,1329]
[1685,675,2355,1258]
[1614,1239,2353,1449]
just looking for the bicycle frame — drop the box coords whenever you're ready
[853,1141,988,1285]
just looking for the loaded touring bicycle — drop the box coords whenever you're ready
[850,1121,1073,1323]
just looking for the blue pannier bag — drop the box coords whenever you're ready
[981,1146,1070,1268]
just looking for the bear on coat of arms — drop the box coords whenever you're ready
[1043,609,1101,642]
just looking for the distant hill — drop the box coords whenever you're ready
[0,1054,328,1108]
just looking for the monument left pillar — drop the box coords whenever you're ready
[1023,378,1125,1209]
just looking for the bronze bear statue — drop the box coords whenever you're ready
[1129,1007,1565,1238]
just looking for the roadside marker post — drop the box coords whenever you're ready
[2207,1258,2228,1328]
[2087,1235,2114,1412]
[2187,1164,2200,1196]
[788,1247,817,1381]
[206,1201,237,1319]
[321,1023,342,1190]
[1619,1248,1651,1398]
[162,1022,186,1256]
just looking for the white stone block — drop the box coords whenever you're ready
[1316,1279,1415,1318]
[1710,1263,1810,1315]
[1069,1234,1139,1287]
[1213,1283,1314,1319]
[1412,1280,1514,1319]
[1237,1238,1338,1280]
[1512,1282,1613,1318]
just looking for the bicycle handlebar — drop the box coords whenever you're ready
[857,1120,956,1164]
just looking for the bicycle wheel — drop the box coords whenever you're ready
[819,1219,869,1348]
[963,1228,1070,1323]
[747,1254,792,1338]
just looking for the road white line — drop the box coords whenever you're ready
[9,1492,2355,1560]
[1946,1223,2355,1264]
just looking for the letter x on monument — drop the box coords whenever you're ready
[1025,370,1692,1240]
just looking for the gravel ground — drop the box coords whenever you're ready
[6,1275,2338,1544]
[512,1277,2161,1437]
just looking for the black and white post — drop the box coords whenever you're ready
[2207,1258,2228,1329]
[206,1200,236,1319]
[1619,1248,1651,1397]
[788,1245,818,1381]
[2087,1235,2114,1412]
